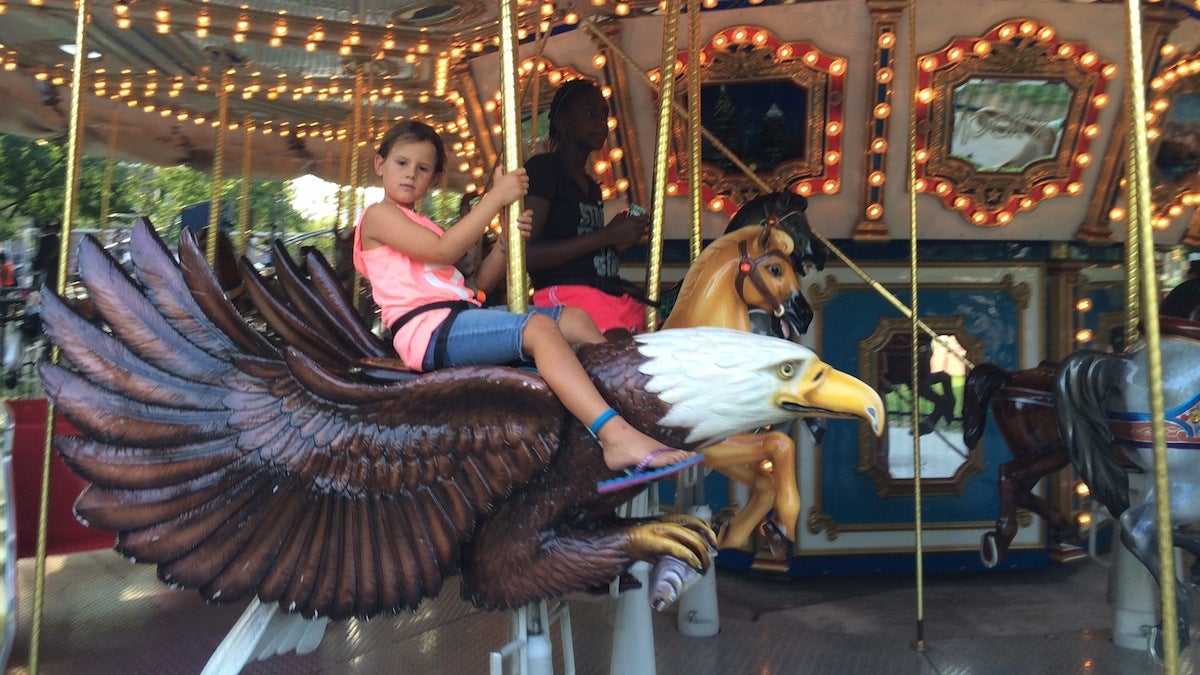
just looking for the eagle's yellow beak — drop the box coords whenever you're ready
[784,361,885,436]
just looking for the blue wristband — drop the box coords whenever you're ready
[588,408,619,437]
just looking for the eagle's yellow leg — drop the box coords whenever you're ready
[701,431,798,547]
[625,522,716,571]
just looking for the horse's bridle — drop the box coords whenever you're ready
[735,239,793,318]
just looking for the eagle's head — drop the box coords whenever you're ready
[586,327,884,446]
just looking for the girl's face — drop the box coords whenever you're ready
[375,137,440,207]
[556,88,610,152]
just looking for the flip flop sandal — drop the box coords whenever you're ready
[596,449,705,494]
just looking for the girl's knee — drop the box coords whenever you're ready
[523,313,561,341]
[558,306,603,342]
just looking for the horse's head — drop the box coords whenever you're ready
[704,225,806,338]
[724,192,825,336]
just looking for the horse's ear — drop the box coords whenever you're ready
[758,216,776,248]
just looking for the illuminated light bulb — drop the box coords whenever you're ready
[237,16,250,32]
[873,103,891,119]
[868,171,885,187]
[593,53,607,68]
[1102,64,1117,80]
[1019,21,1037,36]
[871,138,888,153]
[609,147,624,161]
[803,51,819,66]
[1075,154,1091,167]
[1084,124,1100,139]
[996,211,1013,225]
[616,178,629,191]
[1077,512,1092,528]
[1042,184,1059,198]
[594,160,610,174]
[954,196,970,210]
[917,88,934,103]
[947,47,963,62]
[913,178,926,192]
[822,180,839,194]
[1170,204,1185,217]
[971,211,988,225]
[733,28,748,43]
[877,68,894,84]
[157,23,171,34]
[1076,481,1091,497]
[1092,93,1109,109]
[270,36,282,47]
[305,42,317,52]
[824,151,841,165]
[797,183,813,196]
[615,2,629,15]
[827,121,842,136]
[878,32,896,49]
[607,117,617,130]
[155,8,169,21]
[753,32,768,46]
[829,59,846,76]
[234,33,247,43]
[601,85,613,98]
[1067,182,1083,195]
[340,44,351,56]
[1076,328,1094,342]
[915,149,929,163]
[1148,129,1161,141]
[865,203,883,220]
[311,27,325,41]
[709,197,725,212]
[920,57,939,72]
[196,27,209,38]
[777,46,792,59]
[117,17,131,28]
[1109,207,1126,221]
[935,183,952,196]
[974,41,992,57]
[999,24,1017,40]
[666,183,679,196]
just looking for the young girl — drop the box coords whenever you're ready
[355,120,700,492]
[524,79,649,335]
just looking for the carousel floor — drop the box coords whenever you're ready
[3,549,1197,674]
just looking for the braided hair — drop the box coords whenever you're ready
[546,78,601,148]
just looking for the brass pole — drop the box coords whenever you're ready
[499,0,528,312]
[32,1,90,670]
[207,68,230,267]
[1125,1,1176,671]
[685,0,702,263]
[238,118,253,256]
[906,0,925,653]
[349,67,365,311]
[643,3,681,331]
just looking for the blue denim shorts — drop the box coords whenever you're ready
[422,305,563,370]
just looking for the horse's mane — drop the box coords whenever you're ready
[961,363,1010,449]
[1054,351,1130,515]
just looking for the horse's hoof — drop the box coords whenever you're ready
[980,532,1000,569]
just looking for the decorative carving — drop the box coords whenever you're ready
[807,507,840,540]
[657,25,846,216]
[914,19,1116,226]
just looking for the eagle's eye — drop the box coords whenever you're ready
[778,362,796,378]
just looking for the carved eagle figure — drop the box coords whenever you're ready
[39,219,883,620]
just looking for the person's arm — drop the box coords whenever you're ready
[363,168,528,265]
[524,195,648,272]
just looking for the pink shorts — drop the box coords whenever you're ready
[532,285,646,334]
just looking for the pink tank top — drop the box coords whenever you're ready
[353,203,478,370]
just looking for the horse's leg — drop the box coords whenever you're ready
[701,431,796,547]
[1120,502,1192,656]
[1170,530,1200,587]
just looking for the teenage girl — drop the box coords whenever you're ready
[355,120,700,492]
[524,79,650,335]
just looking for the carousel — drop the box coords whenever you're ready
[0,0,1199,673]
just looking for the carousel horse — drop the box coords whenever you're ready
[961,362,1082,567]
[1055,316,1200,658]
[879,333,957,437]
[39,218,883,622]
[662,191,828,548]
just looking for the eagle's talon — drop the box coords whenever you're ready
[627,522,711,572]
[657,512,718,548]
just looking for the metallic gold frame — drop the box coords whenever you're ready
[914,19,1116,227]
[657,25,846,215]
[1150,52,1200,246]
[856,316,985,498]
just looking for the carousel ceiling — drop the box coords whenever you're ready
[0,0,688,183]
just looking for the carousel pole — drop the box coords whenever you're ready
[672,0,721,640]
[498,0,527,313]
[349,66,366,312]
[640,2,680,333]
[208,67,231,267]
[905,0,926,653]
[237,117,254,256]
[30,1,90,671]
[1123,0,1176,670]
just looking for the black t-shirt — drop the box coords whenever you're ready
[524,152,623,292]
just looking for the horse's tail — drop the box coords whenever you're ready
[1054,350,1130,516]
[962,363,1010,448]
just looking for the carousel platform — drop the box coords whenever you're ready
[4,547,1194,674]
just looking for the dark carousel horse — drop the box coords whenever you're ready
[961,362,1085,567]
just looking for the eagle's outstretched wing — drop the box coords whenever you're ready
[39,220,567,620]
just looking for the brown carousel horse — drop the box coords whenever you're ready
[961,362,1082,567]
[663,191,828,548]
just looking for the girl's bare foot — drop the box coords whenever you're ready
[597,416,695,471]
